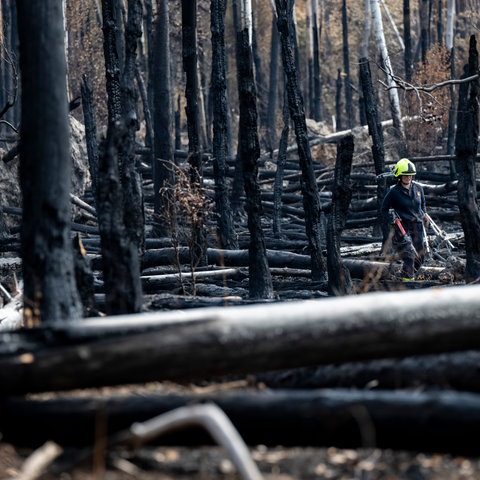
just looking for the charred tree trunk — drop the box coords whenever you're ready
[311,0,322,122]
[359,57,387,237]
[326,135,353,295]
[152,0,175,238]
[275,0,327,282]
[273,91,289,238]
[16,0,82,324]
[403,0,412,81]
[182,0,208,268]
[266,14,280,152]
[455,35,480,282]
[80,75,99,210]
[210,0,238,249]
[5,388,480,455]
[120,0,145,256]
[99,0,143,314]
[236,0,273,299]
[4,284,480,394]
[335,68,343,130]
[341,0,353,128]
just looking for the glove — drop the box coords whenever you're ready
[387,209,396,224]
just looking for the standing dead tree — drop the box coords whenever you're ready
[235,0,273,299]
[16,0,82,324]
[275,0,326,283]
[326,135,354,295]
[455,35,480,282]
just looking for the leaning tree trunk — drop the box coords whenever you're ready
[455,35,480,282]
[359,57,387,238]
[16,0,82,324]
[235,0,273,299]
[275,0,327,283]
[370,0,406,155]
[210,0,238,250]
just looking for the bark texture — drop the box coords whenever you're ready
[455,35,480,282]
[16,0,82,324]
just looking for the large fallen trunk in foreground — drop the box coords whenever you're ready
[3,388,480,455]
[2,284,480,395]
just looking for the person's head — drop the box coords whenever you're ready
[393,158,416,182]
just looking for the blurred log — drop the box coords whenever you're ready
[3,388,480,455]
[3,285,480,394]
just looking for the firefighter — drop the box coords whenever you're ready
[381,158,428,281]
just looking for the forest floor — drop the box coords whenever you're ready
[1,378,480,480]
[4,440,480,479]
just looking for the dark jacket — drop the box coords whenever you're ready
[381,181,426,225]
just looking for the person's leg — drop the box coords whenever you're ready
[398,241,415,279]
[411,223,425,271]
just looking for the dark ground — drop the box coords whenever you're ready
[1,380,480,480]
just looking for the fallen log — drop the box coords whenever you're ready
[137,247,421,280]
[256,349,480,393]
[4,388,480,455]
[2,284,480,394]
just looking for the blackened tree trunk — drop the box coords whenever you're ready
[419,0,429,63]
[326,135,354,296]
[230,1,244,215]
[80,74,99,209]
[359,57,386,237]
[273,91,289,238]
[236,0,273,299]
[275,0,327,282]
[210,0,238,250]
[266,15,280,153]
[341,0,353,128]
[335,68,343,131]
[0,1,19,129]
[152,0,175,238]
[311,0,322,122]
[403,0,412,82]
[99,0,142,314]
[120,0,145,256]
[455,35,480,282]
[182,0,208,268]
[16,0,82,323]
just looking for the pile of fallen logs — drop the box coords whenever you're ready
[2,284,480,456]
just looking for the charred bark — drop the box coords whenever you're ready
[326,135,354,295]
[275,0,327,282]
[455,35,480,282]
[3,284,480,394]
[16,0,82,323]
[359,57,387,237]
[3,387,480,455]
[235,6,273,299]
[210,0,238,249]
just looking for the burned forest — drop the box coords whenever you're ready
[2,1,480,479]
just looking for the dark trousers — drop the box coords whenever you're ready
[393,221,426,278]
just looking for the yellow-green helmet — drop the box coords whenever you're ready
[393,158,416,177]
